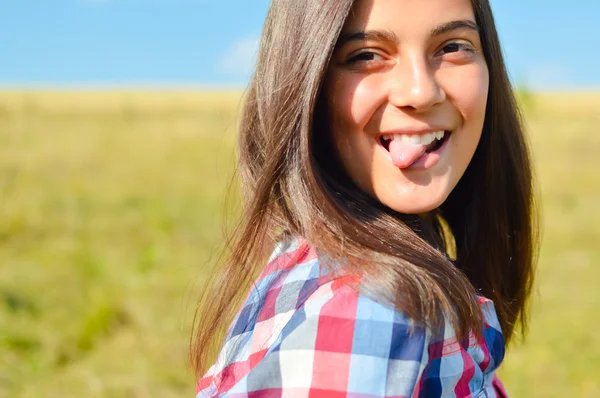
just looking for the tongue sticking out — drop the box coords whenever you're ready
[388,139,428,169]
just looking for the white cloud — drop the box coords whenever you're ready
[217,36,260,78]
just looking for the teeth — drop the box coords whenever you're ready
[410,135,422,144]
[381,130,446,146]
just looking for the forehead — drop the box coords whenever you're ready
[344,0,476,34]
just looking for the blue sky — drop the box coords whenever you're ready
[1,0,598,90]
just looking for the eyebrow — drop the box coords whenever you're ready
[430,19,479,37]
[337,19,480,47]
[337,29,399,47]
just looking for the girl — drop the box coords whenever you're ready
[193,0,537,396]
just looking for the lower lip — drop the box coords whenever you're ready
[378,132,452,170]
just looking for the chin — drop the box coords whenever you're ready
[384,196,446,215]
[372,177,454,215]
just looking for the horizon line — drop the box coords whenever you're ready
[0,82,599,94]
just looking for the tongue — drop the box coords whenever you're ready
[388,139,427,168]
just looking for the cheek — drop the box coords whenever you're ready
[327,73,387,135]
[324,73,386,190]
[440,63,489,123]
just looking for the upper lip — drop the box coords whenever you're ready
[379,127,449,136]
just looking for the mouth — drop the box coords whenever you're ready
[378,130,452,169]
[379,130,450,152]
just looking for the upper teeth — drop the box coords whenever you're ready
[382,131,446,146]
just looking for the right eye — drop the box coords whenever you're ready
[346,51,384,64]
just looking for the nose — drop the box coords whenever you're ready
[387,54,446,112]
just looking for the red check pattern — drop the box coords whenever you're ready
[197,237,510,397]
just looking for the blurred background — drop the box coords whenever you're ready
[0,1,598,397]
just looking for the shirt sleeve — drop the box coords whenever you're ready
[221,278,429,397]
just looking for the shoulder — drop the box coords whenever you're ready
[197,238,507,397]
[197,237,429,396]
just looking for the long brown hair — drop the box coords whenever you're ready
[191,0,538,376]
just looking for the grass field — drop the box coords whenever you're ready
[0,90,598,397]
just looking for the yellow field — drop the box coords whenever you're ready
[0,90,598,397]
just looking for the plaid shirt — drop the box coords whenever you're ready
[197,238,509,398]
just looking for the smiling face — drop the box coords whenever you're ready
[323,0,489,215]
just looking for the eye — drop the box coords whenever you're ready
[438,42,475,56]
[346,51,385,64]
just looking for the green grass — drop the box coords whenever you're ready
[0,90,598,397]
[498,91,600,397]
[0,90,241,397]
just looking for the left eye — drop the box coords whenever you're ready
[439,42,474,55]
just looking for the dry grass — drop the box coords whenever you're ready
[0,90,598,397]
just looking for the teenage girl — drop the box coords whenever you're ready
[193,0,537,396]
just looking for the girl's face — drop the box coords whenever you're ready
[324,0,489,214]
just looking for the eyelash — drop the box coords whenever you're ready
[345,42,475,65]
[346,52,384,64]
[438,42,475,55]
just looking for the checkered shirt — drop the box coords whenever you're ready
[196,237,510,398]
